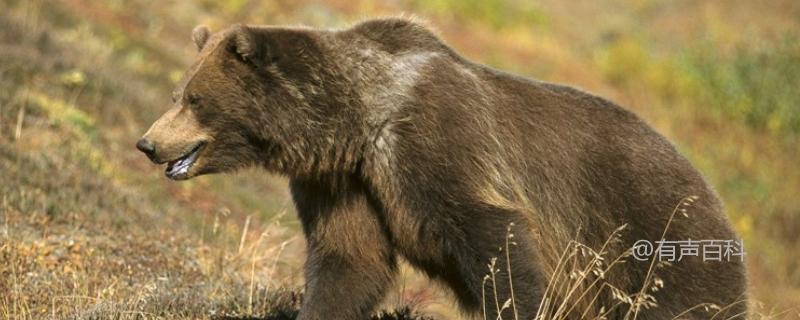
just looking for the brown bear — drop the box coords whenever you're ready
[136,19,747,319]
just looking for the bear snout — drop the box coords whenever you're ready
[136,138,158,162]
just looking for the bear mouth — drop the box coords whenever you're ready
[165,142,205,180]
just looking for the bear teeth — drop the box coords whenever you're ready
[165,144,203,178]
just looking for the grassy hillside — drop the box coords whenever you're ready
[1,0,798,319]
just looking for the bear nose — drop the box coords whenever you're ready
[136,138,156,157]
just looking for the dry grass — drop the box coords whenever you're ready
[481,197,799,320]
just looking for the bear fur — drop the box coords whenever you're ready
[138,18,747,319]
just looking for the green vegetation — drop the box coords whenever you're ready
[1,0,798,318]
[597,32,800,137]
[411,0,547,30]
[683,37,800,135]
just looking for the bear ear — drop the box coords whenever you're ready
[230,24,260,62]
[192,25,210,51]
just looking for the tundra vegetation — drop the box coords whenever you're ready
[0,0,798,319]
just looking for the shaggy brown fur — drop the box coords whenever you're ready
[137,19,747,319]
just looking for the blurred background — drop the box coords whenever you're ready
[1,0,798,319]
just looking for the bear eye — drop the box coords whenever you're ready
[187,93,202,106]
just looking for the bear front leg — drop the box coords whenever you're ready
[291,179,396,320]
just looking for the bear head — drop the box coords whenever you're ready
[137,24,355,180]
